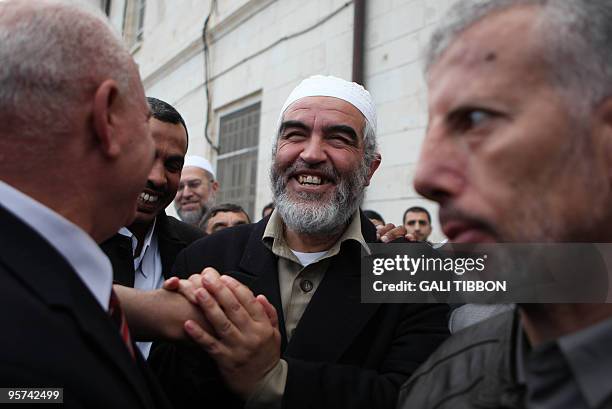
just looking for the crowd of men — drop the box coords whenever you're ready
[1,0,612,408]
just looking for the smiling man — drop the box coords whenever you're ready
[101,97,203,357]
[157,75,449,409]
[398,1,612,408]
[174,155,219,226]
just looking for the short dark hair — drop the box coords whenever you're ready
[363,209,385,225]
[262,202,275,218]
[403,206,431,224]
[199,203,251,230]
[147,97,189,147]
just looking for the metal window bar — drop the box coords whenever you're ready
[216,103,261,219]
[136,0,146,42]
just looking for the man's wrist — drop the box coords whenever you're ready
[244,359,287,409]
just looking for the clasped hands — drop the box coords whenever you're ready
[163,268,281,398]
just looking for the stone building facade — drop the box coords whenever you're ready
[101,0,457,241]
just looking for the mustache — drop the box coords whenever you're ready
[439,206,499,237]
[144,180,167,195]
[282,159,339,183]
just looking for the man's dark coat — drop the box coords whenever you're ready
[101,213,203,286]
[0,206,172,408]
[153,212,450,409]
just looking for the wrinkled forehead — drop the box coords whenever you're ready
[180,166,211,181]
[428,5,545,84]
[426,6,551,116]
[281,96,366,128]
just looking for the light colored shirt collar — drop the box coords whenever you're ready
[0,180,113,310]
[262,209,370,263]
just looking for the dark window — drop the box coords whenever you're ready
[102,0,112,16]
[216,103,261,219]
[122,0,146,49]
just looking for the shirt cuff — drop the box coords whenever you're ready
[244,359,288,409]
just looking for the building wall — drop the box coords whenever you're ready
[362,0,456,241]
[109,0,458,242]
[82,0,104,9]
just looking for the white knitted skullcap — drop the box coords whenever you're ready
[183,155,215,179]
[280,75,377,134]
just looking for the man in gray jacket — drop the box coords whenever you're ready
[398,1,612,408]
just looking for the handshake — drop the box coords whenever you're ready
[117,268,281,398]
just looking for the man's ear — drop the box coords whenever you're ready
[92,79,122,158]
[211,180,220,193]
[365,152,382,186]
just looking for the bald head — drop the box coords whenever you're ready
[0,0,155,242]
[0,0,135,143]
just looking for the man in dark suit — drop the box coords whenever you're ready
[153,75,449,409]
[101,97,203,358]
[0,1,171,407]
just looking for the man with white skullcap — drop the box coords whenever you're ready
[146,75,449,409]
[174,155,220,226]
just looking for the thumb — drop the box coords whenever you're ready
[163,276,180,291]
[256,294,278,328]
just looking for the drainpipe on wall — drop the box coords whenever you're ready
[352,0,366,85]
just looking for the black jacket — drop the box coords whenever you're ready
[152,212,450,409]
[398,310,526,409]
[0,206,172,409]
[101,213,203,286]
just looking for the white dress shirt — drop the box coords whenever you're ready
[118,219,162,358]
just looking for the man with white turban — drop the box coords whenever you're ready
[149,75,449,409]
[173,155,219,226]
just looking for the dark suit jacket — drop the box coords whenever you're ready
[153,212,449,409]
[0,206,172,409]
[101,213,203,286]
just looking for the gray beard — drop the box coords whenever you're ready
[271,159,368,236]
[177,207,205,226]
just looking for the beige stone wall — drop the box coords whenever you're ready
[108,0,459,241]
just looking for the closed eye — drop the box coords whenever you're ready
[282,131,307,141]
[327,133,354,145]
[166,157,184,173]
[279,120,310,141]
[323,125,358,147]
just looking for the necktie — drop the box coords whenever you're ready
[108,289,136,359]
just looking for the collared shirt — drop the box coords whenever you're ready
[0,180,113,311]
[516,317,612,409]
[118,218,162,291]
[118,219,162,358]
[247,209,370,409]
[262,209,369,339]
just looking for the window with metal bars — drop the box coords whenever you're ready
[122,0,145,50]
[216,102,261,219]
[102,0,112,16]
